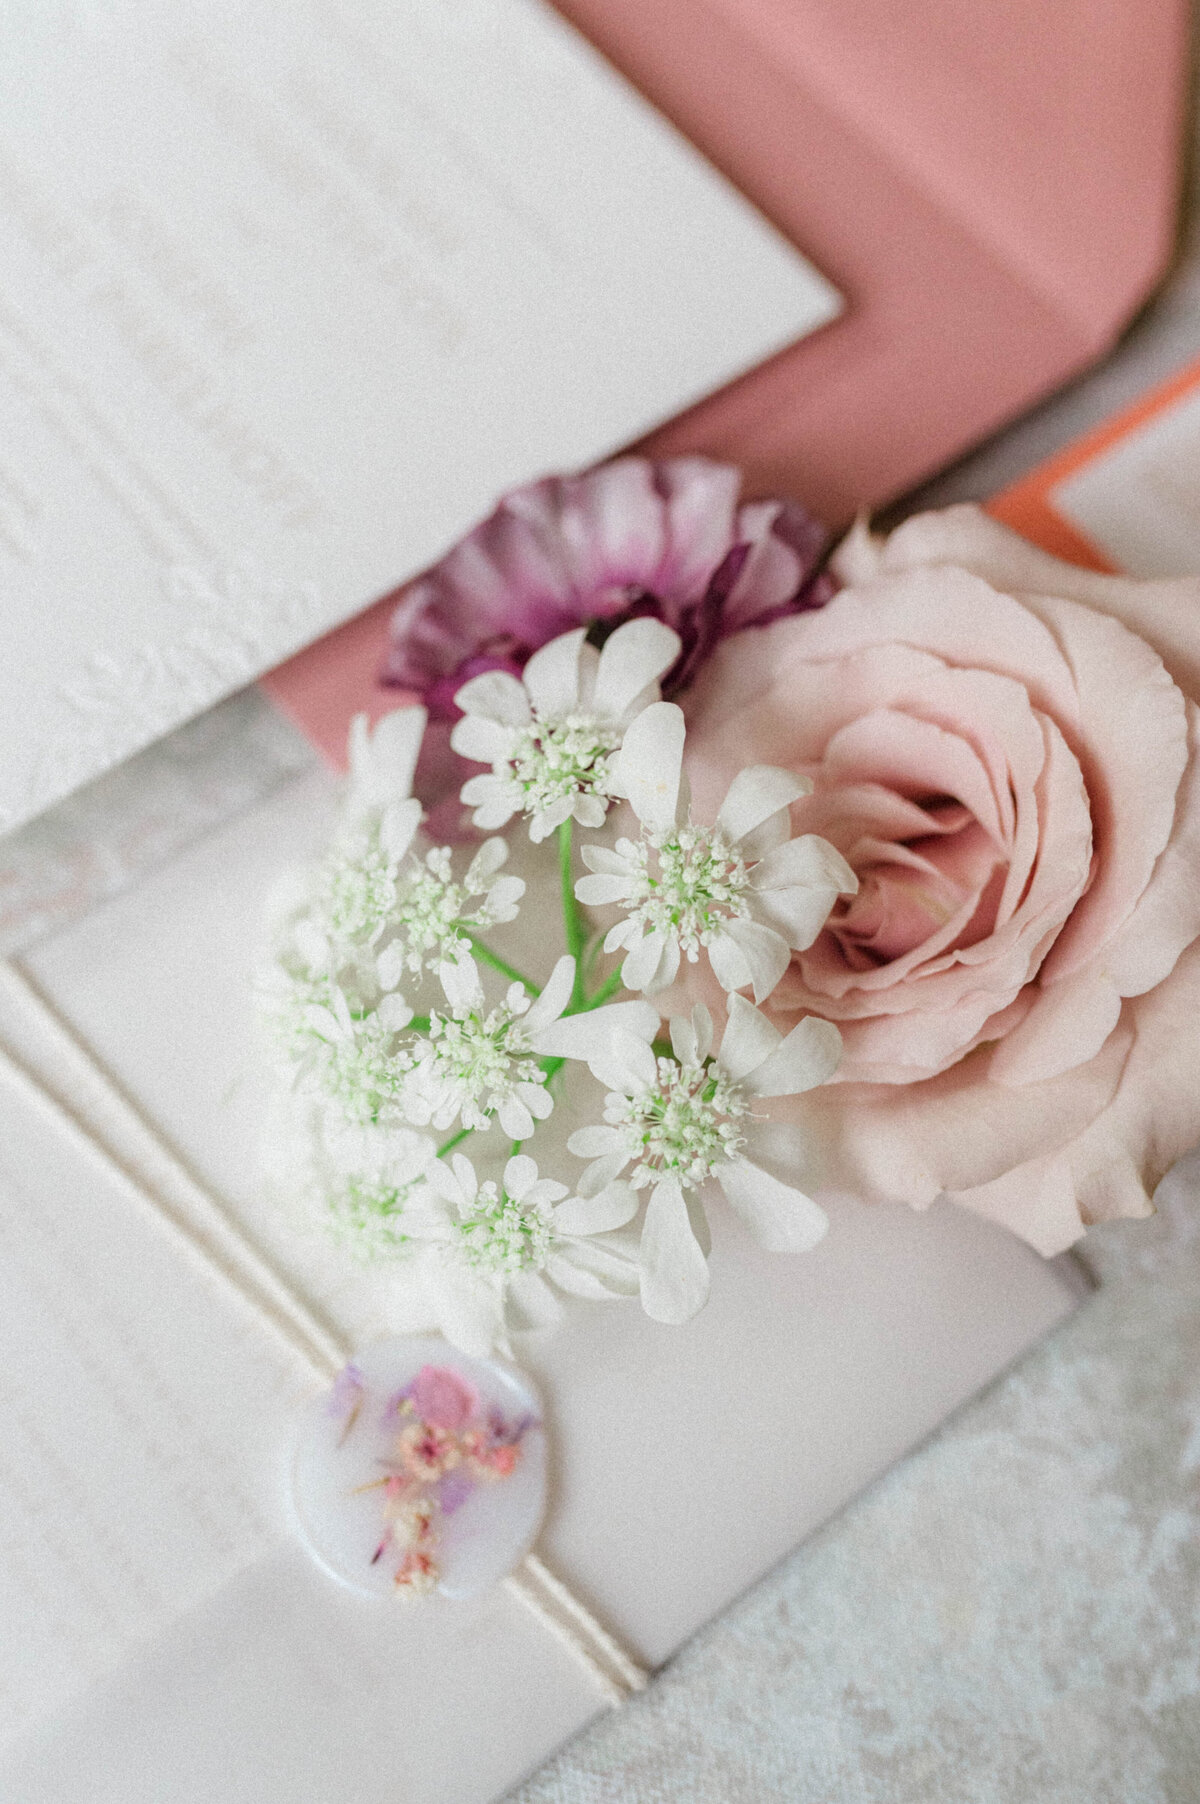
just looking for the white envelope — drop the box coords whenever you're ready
[0,761,1087,1801]
[0,0,839,835]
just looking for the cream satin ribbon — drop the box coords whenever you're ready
[0,957,649,1708]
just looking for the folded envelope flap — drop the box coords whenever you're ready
[0,757,1086,1804]
[552,0,1186,519]
[557,0,1187,349]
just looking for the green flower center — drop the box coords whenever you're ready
[458,1183,552,1274]
[623,826,750,958]
[507,713,621,815]
[610,1057,747,1188]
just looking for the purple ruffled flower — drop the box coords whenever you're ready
[379,457,834,834]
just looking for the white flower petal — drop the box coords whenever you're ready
[460,775,517,830]
[505,1270,564,1331]
[739,1015,843,1098]
[568,1124,628,1158]
[454,669,531,727]
[529,796,576,842]
[574,642,602,712]
[428,1156,467,1210]
[503,1154,539,1200]
[523,1178,569,1209]
[399,1193,456,1241]
[735,810,794,862]
[348,706,426,810]
[715,1157,828,1253]
[572,792,609,829]
[480,874,524,922]
[530,997,658,1063]
[639,1176,710,1324]
[517,1080,554,1121]
[717,992,781,1082]
[551,1180,638,1234]
[612,701,685,832]
[440,956,484,1014]
[380,798,422,864]
[715,765,811,846]
[599,1024,661,1093]
[669,1012,696,1066]
[711,918,791,1003]
[523,627,587,717]
[622,928,669,993]
[465,836,509,886]
[751,834,858,896]
[592,617,681,721]
[450,713,516,765]
[749,885,843,952]
[376,993,413,1032]
[582,842,636,876]
[604,918,637,954]
[575,872,635,906]
[656,936,681,991]
[706,929,753,996]
[547,1245,639,1299]
[522,954,576,1034]
[579,1151,634,1194]
[498,1094,535,1140]
[376,940,406,990]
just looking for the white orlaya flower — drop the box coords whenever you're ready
[577,702,857,1003]
[398,1152,641,1355]
[297,987,416,1126]
[345,704,427,833]
[568,995,842,1325]
[373,837,525,986]
[315,1123,438,1261]
[451,618,681,842]
[303,708,428,960]
[401,953,659,1139]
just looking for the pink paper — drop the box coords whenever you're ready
[263,0,1187,767]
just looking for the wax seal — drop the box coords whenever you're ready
[292,1336,545,1600]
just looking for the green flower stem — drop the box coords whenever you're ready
[466,935,540,995]
[407,1013,430,1034]
[436,1126,473,1158]
[558,819,587,1008]
[651,1037,674,1061]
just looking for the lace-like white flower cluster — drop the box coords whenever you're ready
[260,618,856,1353]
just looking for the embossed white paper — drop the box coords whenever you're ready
[0,0,839,834]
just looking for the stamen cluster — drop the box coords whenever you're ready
[619,825,751,961]
[604,1055,749,1190]
[505,714,622,823]
[456,1182,553,1274]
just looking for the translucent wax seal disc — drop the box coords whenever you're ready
[292,1337,546,1601]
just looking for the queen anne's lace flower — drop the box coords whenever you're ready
[290,986,416,1126]
[302,710,524,982]
[451,618,681,842]
[577,701,857,1001]
[569,997,842,1324]
[401,954,659,1140]
[400,1152,640,1354]
[260,679,850,1344]
[371,837,525,985]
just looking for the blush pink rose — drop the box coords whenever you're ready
[680,504,1200,1255]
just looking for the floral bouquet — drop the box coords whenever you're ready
[262,457,1200,1354]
